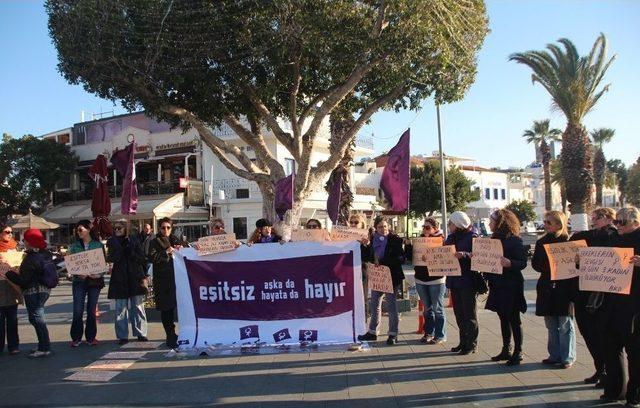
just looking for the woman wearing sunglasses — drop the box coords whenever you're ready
[532,211,575,369]
[148,217,182,349]
[68,219,105,347]
[106,220,149,345]
[599,207,640,406]
[0,224,21,355]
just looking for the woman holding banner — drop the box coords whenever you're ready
[599,207,640,406]
[68,220,105,347]
[148,217,182,349]
[405,217,447,344]
[106,220,149,345]
[445,211,479,355]
[248,219,282,245]
[357,217,405,346]
[484,209,528,366]
[532,211,575,369]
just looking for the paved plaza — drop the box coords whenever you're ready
[0,266,623,407]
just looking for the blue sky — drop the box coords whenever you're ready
[1,0,638,168]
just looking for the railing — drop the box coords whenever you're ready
[54,180,193,205]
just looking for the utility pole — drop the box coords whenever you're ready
[437,104,448,236]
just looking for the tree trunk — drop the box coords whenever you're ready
[593,148,605,207]
[560,122,593,216]
[560,185,567,213]
[257,181,276,223]
[540,139,552,211]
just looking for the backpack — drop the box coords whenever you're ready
[38,253,59,289]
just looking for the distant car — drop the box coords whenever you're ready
[521,221,538,233]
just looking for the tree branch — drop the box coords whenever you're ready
[371,0,388,38]
[289,58,302,148]
[241,85,295,154]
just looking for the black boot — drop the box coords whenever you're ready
[450,344,463,353]
[506,350,523,366]
[166,333,178,349]
[491,346,512,362]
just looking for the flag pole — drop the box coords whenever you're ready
[405,128,411,239]
[436,104,448,236]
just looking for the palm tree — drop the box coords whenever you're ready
[590,128,615,206]
[510,34,616,222]
[550,159,567,213]
[522,119,562,210]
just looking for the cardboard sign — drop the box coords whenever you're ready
[85,360,136,371]
[197,233,237,256]
[544,240,587,281]
[412,237,444,266]
[0,251,24,279]
[365,262,394,294]
[330,226,369,242]
[471,237,503,274]
[65,248,108,276]
[578,247,634,295]
[424,245,461,276]
[291,229,328,242]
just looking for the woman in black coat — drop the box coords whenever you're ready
[148,217,182,349]
[483,209,528,366]
[106,220,149,344]
[357,217,405,345]
[532,211,575,369]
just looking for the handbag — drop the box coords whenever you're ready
[139,277,150,295]
[472,272,488,295]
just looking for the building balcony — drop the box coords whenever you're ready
[54,180,200,205]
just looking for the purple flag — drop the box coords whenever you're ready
[239,325,259,340]
[326,173,342,224]
[299,330,318,342]
[110,142,138,215]
[273,328,292,343]
[274,173,294,221]
[380,129,410,212]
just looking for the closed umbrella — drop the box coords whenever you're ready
[88,154,112,238]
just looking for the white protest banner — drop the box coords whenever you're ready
[65,248,108,276]
[412,237,444,266]
[471,237,503,274]
[330,226,369,242]
[173,242,365,348]
[197,233,237,256]
[0,251,24,279]
[291,229,328,242]
[578,246,634,294]
[544,240,587,281]
[425,245,461,276]
[365,262,394,294]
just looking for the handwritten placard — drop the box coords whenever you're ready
[424,245,461,276]
[412,237,444,266]
[291,229,328,242]
[0,251,24,279]
[471,238,503,274]
[330,226,369,242]
[544,240,587,281]
[578,247,634,294]
[197,233,237,256]
[365,262,394,294]
[65,248,108,276]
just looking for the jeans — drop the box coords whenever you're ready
[70,281,101,342]
[450,287,478,350]
[114,295,148,340]
[23,292,50,352]
[368,290,399,336]
[415,283,447,340]
[0,304,19,352]
[545,315,577,364]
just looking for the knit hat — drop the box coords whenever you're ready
[255,218,273,229]
[449,211,471,229]
[23,228,47,249]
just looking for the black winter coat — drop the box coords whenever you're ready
[107,234,148,300]
[445,229,477,290]
[405,233,445,283]
[364,234,405,289]
[485,235,528,315]
[148,234,181,311]
[6,249,53,291]
[532,233,573,317]
[609,228,640,314]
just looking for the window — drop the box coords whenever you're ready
[58,134,70,144]
[493,188,498,200]
[501,189,506,200]
[285,158,295,176]
[233,217,248,240]
[236,188,249,199]
[485,188,490,200]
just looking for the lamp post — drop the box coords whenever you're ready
[437,104,448,236]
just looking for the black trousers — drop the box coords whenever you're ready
[574,302,606,374]
[450,287,478,350]
[498,308,523,352]
[160,308,176,338]
[602,308,640,403]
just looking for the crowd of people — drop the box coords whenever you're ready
[0,206,639,406]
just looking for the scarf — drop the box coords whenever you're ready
[259,234,277,244]
[156,234,180,250]
[0,238,18,252]
[372,232,388,261]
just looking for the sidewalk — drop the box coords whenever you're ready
[0,266,619,407]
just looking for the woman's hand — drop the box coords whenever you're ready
[358,237,370,246]
[454,251,468,259]
[631,255,640,267]
[500,257,512,268]
[421,254,427,262]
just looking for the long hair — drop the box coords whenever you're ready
[491,209,520,239]
[544,210,569,238]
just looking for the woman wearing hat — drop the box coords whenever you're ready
[0,223,22,355]
[445,211,480,355]
[248,219,282,245]
[68,219,106,347]
[5,228,53,358]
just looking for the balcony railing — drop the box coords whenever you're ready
[54,180,195,205]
